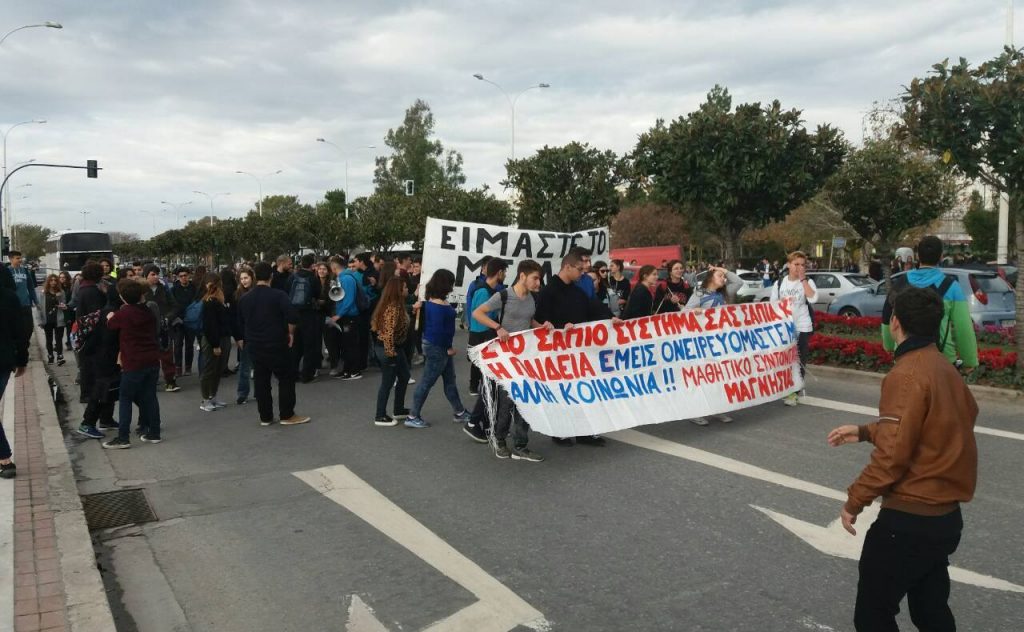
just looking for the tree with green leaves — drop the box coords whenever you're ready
[961,190,1001,260]
[11,223,53,259]
[824,139,958,282]
[503,142,624,232]
[632,86,848,264]
[374,99,465,196]
[902,47,1024,372]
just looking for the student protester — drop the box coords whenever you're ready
[271,255,293,292]
[171,267,197,376]
[659,259,692,308]
[6,251,38,344]
[466,258,507,396]
[407,258,424,363]
[41,274,69,366]
[606,259,632,317]
[220,265,239,375]
[471,259,549,462]
[197,273,231,412]
[325,258,345,376]
[238,262,309,427]
[591,259,610,308]
[370,277,412,426]
[0,266,30,478]
[462,256,492,331]
[881,236,978,371]
[288,254,324,383]
[571,247,596,299]
[143,265,181,392]
[233,267,255,404]
[59,271,75,351]
[534,250,615,447]
[103,279,163,448]
[76,263,121,439]
[827,287,978,632]
[623,265,671,319]
[405,269,471,429]
[770,251,818,407]
[352,253,378,372]
[330,260,364,380]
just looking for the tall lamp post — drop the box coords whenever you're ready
[140,210,163,235]
[234,169,282,217]
[997,0,1015,264]
[472,74,550,160]
[0,22,62,46]
[161,200,193,226]
[80,210,91,229]
[2,119,46,242]
[192,191,230,226]
[315,138,375,218]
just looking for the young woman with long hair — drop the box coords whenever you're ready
[198,272,231,412]
[606,259,632,317]
[623,265,670,319]
[58,270,75,351]
[405,269,470,429]
[659,259,691,310]
[370,277,412,427]
[233,267,254,404]
[684,266,743,426]
[41,274,69,365]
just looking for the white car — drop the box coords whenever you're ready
[693,269,774,302]
[804,271,877,311]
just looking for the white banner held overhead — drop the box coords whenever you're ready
[468,301,803,437]
[419,218,610,303]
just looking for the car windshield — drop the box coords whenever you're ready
[845,275,875,287]
[973,274,1013,294]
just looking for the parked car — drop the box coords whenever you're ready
[804,271,876,311]
[828,268,1015,328]
[692,269,773,302]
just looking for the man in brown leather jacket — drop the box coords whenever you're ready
[827,287,978,632]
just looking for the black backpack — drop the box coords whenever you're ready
[288,273,315,308]
[882,275,955,350]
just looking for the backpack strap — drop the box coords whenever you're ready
[934,276,955,350]
[498,289,508,326]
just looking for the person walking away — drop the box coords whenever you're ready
[103,279,163,448]
[534,250,616,446]
[74,262,120,439]
[143,265,180,392]
[606,259,632,317]
[685,265,745,425]
[59,271,75,351]
[769,251,818,407]
[881,235,978,372]
[331,261,365,380]
[271,255,292,292]
[827,287,977,632]
[237,262,309,427]
[233,267,254,404]
[624,265,671,319]
[405,269,470,429]
[41,274,68,365]
[197,273,231,412]
[324,258,345,376]
[287,254,324,383]
[757,257,773,288]
[170,267,197,376]
[471,259,549,462]
[466,259,507,396]
[6,251,38,345]
[0,267,30,478]
[219,266,239,376]
[370,278,412,426]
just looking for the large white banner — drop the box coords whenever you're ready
[468,301,803,437]
[420,218,610,303]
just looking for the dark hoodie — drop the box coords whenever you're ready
[0,266,29,372]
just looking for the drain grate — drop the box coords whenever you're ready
[80,489,158,530]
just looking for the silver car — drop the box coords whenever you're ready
[804,272,876,311]
[827,283,887,318]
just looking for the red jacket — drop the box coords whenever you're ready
[107,303,160,372]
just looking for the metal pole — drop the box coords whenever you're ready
[997,0,1014,264]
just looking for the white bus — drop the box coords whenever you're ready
[42,230,113,276]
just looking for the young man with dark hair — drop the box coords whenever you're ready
[103,279,163,448]
[352,253,378,372]
[0,266,30,478]
[271,255,293,292]
[881,235,978,371]
[462,256,493,332]
[6,250,38,344]
[170,267,197,376]
[466,258,507,396]
[143,264,180,392]
[238,262,309,426]
[828,286,978,632]
[288,253,324,383]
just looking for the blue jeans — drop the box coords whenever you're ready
[1,371,11,460]
[236,345,251,399]
[118,366,161,441]
[410,341,464,419]
[373,343,410,418]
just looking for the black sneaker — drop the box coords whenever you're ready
[300,375,318,384]
[341,372,363,381]
[0,462,16,479]
[164,381,181,393]
[493,441,512,459]
[463,423,488,444]
[102,437,131,450]
[56,355,66,366]
[576,435,606,447]
[374,416,399,427]
[551,437,574,447]
[511,447,544,462]
[140,434,162,444]
[260,418,274,426]
[392,407,410,420]
[47,354,54,364]
[97,419,119,430]
[236,396,248,405]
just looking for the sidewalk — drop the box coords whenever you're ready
[1,337,115,632]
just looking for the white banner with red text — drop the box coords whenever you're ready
[419,217,610,303]
[468,300,803,437]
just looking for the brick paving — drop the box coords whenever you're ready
[9,368,68,632]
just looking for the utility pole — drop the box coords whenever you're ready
[997,0,1014,264]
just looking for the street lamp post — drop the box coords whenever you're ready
[192,191,230,226]
[2,119,46,243]
[234,169,282,217]
[161,200,193,226]
[315,138,376,218]
[80,210,91,229]
[140,210,163,235]
[0,22,62,46]
[472,74,550,160]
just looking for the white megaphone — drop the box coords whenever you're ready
[328,279,345,301]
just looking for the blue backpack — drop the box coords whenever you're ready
[183,300,204,335]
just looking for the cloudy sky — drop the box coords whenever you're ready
[0,0,1014,239]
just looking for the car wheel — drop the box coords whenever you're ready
[838,307,860,318]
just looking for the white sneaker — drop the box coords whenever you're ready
[408,377,416,385]
[689,417,710,426]
[714,414,733,423]
[199,400,217,412]
[783,393,799,407]
[211,399,228,409]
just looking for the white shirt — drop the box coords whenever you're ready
[771,276,818,333]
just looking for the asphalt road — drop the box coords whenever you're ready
[47,331,1024,632]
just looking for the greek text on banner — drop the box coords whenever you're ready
[468,300,803,437]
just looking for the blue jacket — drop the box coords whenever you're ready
[334,270,360,318]
[575,273,595,299]
[8,265,37,307]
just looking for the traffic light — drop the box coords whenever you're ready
[1,235,10,257]
[87,159,98,178]
[404,179,415,196]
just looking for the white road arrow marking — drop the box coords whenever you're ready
[753,504,1024,593]
[800,396,1024,442]
[346,594,390,632]
[608,429,1024,593]
[295,465,550,632]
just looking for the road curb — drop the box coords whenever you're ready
[32,334,117,632]
[809,364,1022,402]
